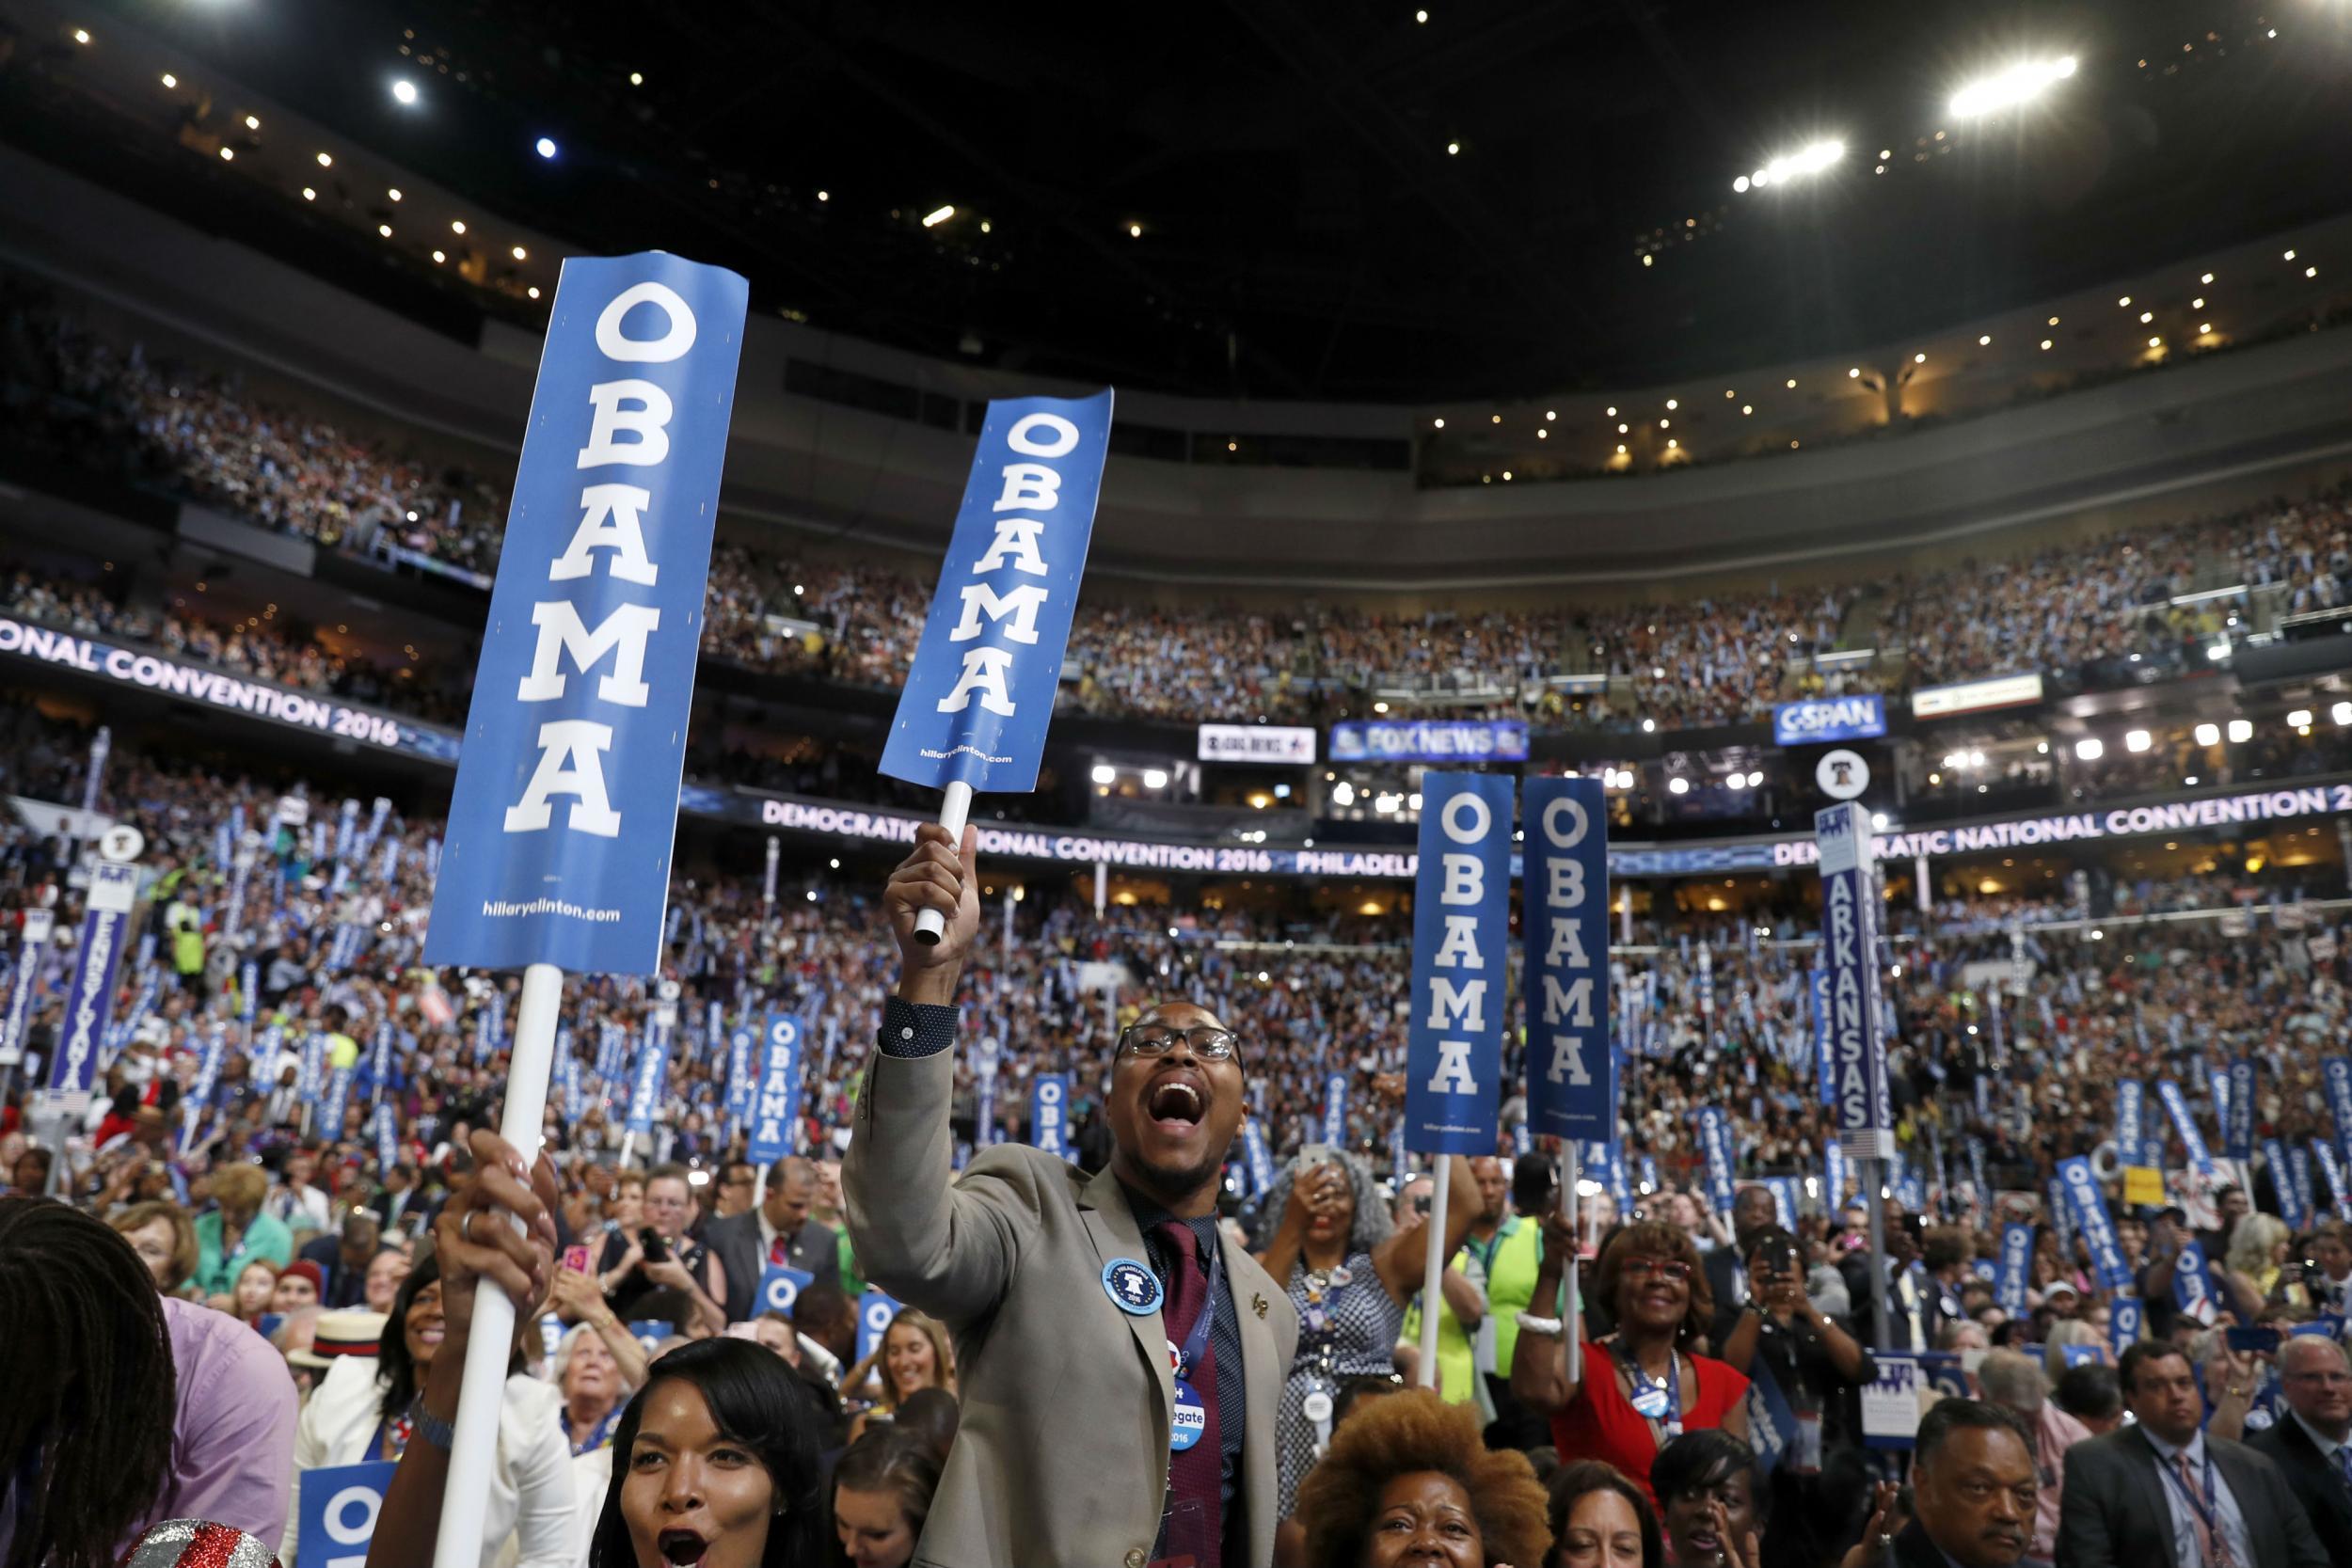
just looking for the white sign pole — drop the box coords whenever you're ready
[433,959,563,1568]
[911,781,974,945]
[1417,1157,1452,1389]
[1561,1146,1582,1384]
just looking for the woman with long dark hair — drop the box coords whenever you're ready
[367,1132,829,1568]
[293,1249,574,1565]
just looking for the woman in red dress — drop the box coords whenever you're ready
[1510,1217,1750,1516]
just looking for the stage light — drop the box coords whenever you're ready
[1606,406,1617,417]
[1642,255,1652,267]
[72,28,88,43]
[1615,444,1626,454]
[1978,335,1991,345]
[2289,708,2313,728]
[527,287,540,299]
[317,151,333,167]
[2205,642,2229,661]
[512,245,528,260]
[1446,141,1460,155]
[2200,324,2211,335]
[217,147,233,161]
[1740,404,1752,415]
[1733,176,1750,193]
[1870,813,1889,831]
[160,71,176,88]
[1141,768,1170,790]
[377,224,392,238]
[2201,272,2215,283]
[2285,249,2297,261]
[2334,702,2352,725]
[532,136,559,160]
[1785,378,1796,388]
[1546,409,1557,420]
[1618,423,1629,433]
[629,71,644,86]
[1641,718,1656,733]
[1915,352,1926,363]
[1332,782,1356,806]
[817,189,829,201]
[1089,764,1118,786]
[1665,398,1677,409]
[1373,701,1390,714]
[301,187,315,200]
[390,78,418,106]
[922,204,955,227]
[1848,367,1860,378]
[387,187,403,201]
[2227,720,2252,743]
[2138,311,2152,323]
[1416,8,1428,20]
[2148,336,2162,348]
[1407,792,1423,811]
[2125,729,2152,752]
[1743,139,1844,192]
[1128,222,1142,237]
[2308,266,2320,278]
[452,219,467,234]
[1668,777,1690,796]
[1659,420,1669,429]
[244,115,260,131]
[1950,55,2076,119]
[2041,340,2053,350]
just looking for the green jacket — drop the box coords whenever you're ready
[191,1209,294,1297]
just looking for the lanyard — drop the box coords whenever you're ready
[1614,1339,1681,1436]
[567,1402,622,1456]
[2153,1443,2223,1535]
[1174,1239,1221,1381]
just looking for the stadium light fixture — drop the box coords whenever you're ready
[390,78,419,106]
[1949,55,2076,119]
[2334,702,2352,725]
[2125,729,2153,752]
[72,28,89,43]
[1737,139,1844,193]
[2074,737,2103,760]
[2194,723,2221,746]
[535,136,559,160]
[922,204,955,228]
[1089,764,1117,785]
[1667,777,1691,796]
[1332,781,1357,807]
[2288,708,2313,729]
[2226,720,2252,743]
[1142,768,1169,790]
[1870,813,1889,831]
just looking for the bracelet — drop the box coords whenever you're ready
[408,1397,456,1452]
[1517,1312,1565,1338]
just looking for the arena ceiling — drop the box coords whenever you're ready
[49,0,2352,403]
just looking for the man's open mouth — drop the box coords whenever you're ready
[1146,1074,1206,1129]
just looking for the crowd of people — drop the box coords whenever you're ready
[9,270,2352,738]
[3,723,2352,1565]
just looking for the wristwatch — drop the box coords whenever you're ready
[409,1397,456,1452]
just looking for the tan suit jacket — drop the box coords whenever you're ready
[845,1043,1298,1568]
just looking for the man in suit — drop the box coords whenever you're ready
[1889,1398,2036,1568]
[368,1162,421,1234]
[1838,1196,1940,1351]
[2247,1334,2352,1564]
[1704,1184,1777,1342]
[846,824,1298,1568]
[2057,1340,2328,1568]
[704,1155,839,1324]
[295,1210,380,1309]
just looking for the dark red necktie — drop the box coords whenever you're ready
[1154,1219,1223,1568]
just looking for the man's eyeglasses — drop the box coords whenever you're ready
[1117,1023,1240,1061]
[1620,1257,1692,1283]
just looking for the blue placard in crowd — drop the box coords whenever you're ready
[1030,1071,1071,1158]
[1815,802,1892,1160]
[1327,717,1530,765]
[2115,1080,2146,1169]
[2264,1137,2305,1227]
[47,861,138,1104]
[2224,1058,2255,1160]
[1825,1142,1848,1209]
[747,1012,804,1165]
[628,1320,671,1354]
[879,391,1114,794]
[1697,1106,1737,1213]
[318,1066,353,1143]
[425,253,749,974]
[626,1014,672,1135]
[758,1264,815,1317]
[1810,968,1834,1107]
[374,1102,398,1179]
[2057,1155,2133,1290]
[294,1458,397,1568]
[1740,1360,1803,1475]
[0,908,51,1067]
[1404,772,1515,1156]
[1522,777,1613,1141]
[2326,1058,2352,1162]
[2157,1079,2215,1177]
[1772,695,1887,748]
[2171,1238,2216,1319]
[2313,1137,2352,1219]
[1995,1223,2033,1315]
[1243,1117,1276,1193]
[1320,1071,1348,1147]
[2109,1296,2143,1358]
[726,1025,755,1126]
[857,1289,901,1364]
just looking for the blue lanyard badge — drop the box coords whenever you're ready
[1626,1346,1682,1436]
[1168,1243,1221,1453]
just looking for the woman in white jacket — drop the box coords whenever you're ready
[285,1252,575,1567]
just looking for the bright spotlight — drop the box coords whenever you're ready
[2194,722,2221,746]
[1089,764,1117,785]
[1667,777,1691,796]
[922,204,956,228]
[2334,702,2352,725]
[2289,708,2313,729]
[2226,719,2252,744]
[1746,140,1844,190]
[1142,768,1169,790]
[1949,55,2077,119]
[390,78,419,106]
[535,136,558,160]
[2124,729,2152,752]
[2074,737,2104,761]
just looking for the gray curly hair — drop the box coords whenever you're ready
[1257,1148,1395,1261]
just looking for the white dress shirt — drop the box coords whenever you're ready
[2141,1427,2253,1568]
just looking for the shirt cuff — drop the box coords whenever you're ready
[877,994,959,1059]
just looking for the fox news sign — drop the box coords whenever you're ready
[1330,718,1528,765]
[1772,696,1885,748]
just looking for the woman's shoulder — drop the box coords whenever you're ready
[504,1370,565,1420]
[1690,1348,1751,1400]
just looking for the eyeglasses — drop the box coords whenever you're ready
[1620,1257,1692,1283]
[1117,1023,1239,1061]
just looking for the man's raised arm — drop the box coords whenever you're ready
[841,823,1039,1323]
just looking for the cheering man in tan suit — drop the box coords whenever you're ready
[846,824,1299,1568]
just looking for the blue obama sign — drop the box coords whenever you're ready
[1030,1071,1072,1158]
[748,1013,805,1166]
[758,1264,815,1316]
[1523,777,1613,1142]
[49,860,138,1107]
[426,254,749,974]
[881,391,1114,795]
[1404,773,1515,1155]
